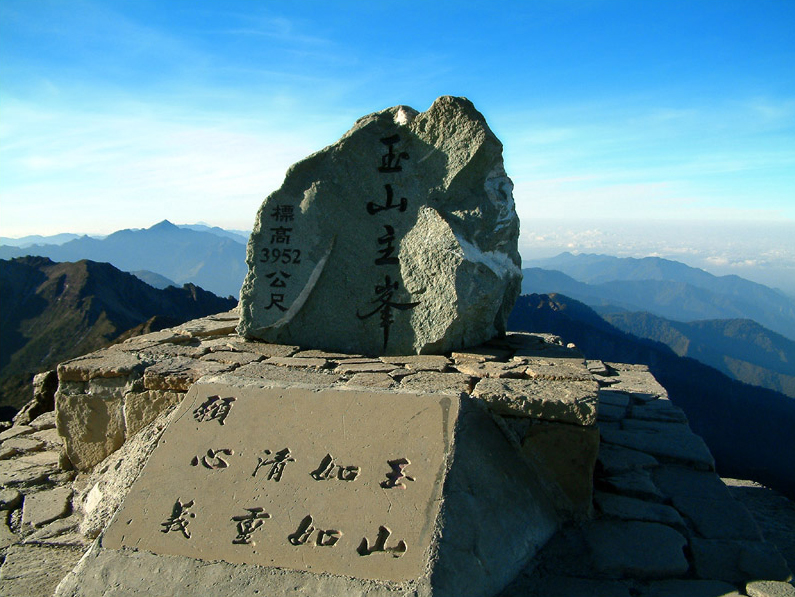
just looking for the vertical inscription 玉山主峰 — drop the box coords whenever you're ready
[261,204,302,314]
[357,134,419,351]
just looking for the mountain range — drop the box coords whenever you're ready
[4,227,793,401]
[603,313,795,398]
[0,221,248,298]
[522,253,795,341]
[0,256,237,419]
[520,253,795,396]
[508,293,795,500]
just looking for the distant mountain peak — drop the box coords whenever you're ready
[149,219,179,231]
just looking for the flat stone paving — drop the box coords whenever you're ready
[0,312,792,596]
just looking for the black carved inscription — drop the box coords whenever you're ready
[270,226,293,244]
[263,293,287,312]
[360,132,419,350]
[160,498,195,539]
[190,448,233,469]
[380,458,415,489]
[259,248,301,264]
[375,225,399,265]
[266,270,291,288]
[367,184,407,215]
[232,507,270,545]
[357,276,420,351]
[310,453,360,482]
[193,396,235,426]
[262,205,302,313]
[252,447,295,481]
[271,204,295,222]
[378,134,409,173]
[288,515,342,547]
[357,525,407,558]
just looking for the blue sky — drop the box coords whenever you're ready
[2,0,794,242]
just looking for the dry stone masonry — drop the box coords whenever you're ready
[238,96,522,356]
[0,313,792,596]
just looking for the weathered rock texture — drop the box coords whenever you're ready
[238,96,521,356]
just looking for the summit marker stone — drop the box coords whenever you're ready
[238,96,522,355]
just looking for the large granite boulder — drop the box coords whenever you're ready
[238,96,521,355]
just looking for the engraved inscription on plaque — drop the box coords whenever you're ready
[102,384,456,583]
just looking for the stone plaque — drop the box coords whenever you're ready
[102,383,457,582]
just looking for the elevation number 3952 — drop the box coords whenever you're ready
[260,248,302,265]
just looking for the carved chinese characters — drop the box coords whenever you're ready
[102,383,457,583]
[261,205,301,313]
[357,135,420,351]
[239,96,522,356]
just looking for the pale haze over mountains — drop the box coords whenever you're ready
[520,218,795,298]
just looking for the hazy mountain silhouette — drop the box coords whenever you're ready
[0,233,82,247]
[508,293,795,500]
[522,255,795,341]
[0,256,237,419]
[177,223,249,244]
[0,220,247,298]
[604,312,795,398]
[131,270,178,289]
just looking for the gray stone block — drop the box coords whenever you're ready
[584,520,689,579]
[599,426,714,470]
[598,469,665,502]
[0,544,86,597]
[746,580,795,597]
[597,443,659,476]
[672,495,762,540]
[594,491,687,533]
[21,486,72,529]
[238,96,522,356]
[640,579,743,597]
[690,538,792,584]
[63,383,560,597]
[472,377,598,425]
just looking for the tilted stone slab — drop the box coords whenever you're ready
[57,350,150,382]
[142,356,234,391]
[690,538,792,584]
[78,383,559,597]
[593,491,687,533]
[0,544,86,597]
[599,426,715,471]
[21,486,72,529]
[379,355,450,372]
[596,444,659,476]
[472,377,598,426]
[0,451,60,486]
[523,358,593,381]
[601,367,668,402]
[746,580,795,597]
[584,520,689,579]
[238,96,522,356]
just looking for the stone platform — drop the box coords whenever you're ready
[0,310,792,596]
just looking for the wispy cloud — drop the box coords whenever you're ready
[0,95,353,236]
